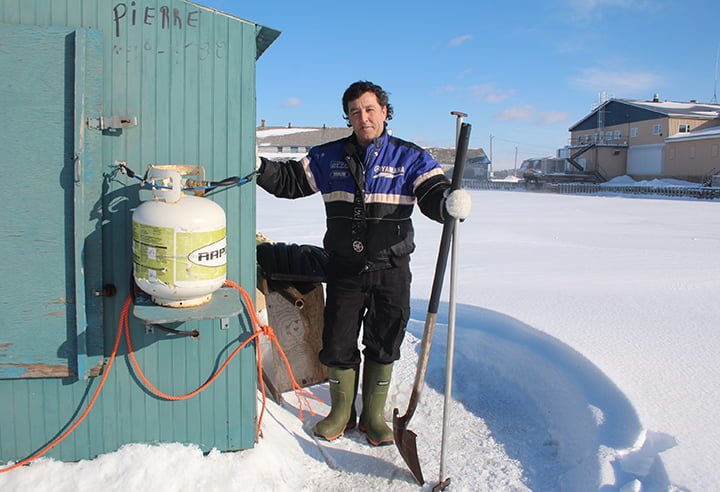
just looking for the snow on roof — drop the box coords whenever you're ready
[643,101,705,109]
[256,151,306,160]
[569,98,720,131]
[256,128,319,138]
[256,126,352,149]
[622,99,720,118]
[666,125,720,142]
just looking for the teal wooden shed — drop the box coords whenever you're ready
[0,0,279,463]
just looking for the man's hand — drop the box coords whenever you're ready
[444,189,472,220]
[255,145,265,175]
[256,145,261,170]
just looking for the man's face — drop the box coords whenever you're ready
[347,91,388,147]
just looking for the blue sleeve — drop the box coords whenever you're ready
[410,150,450,222]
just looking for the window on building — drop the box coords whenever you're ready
[679,124,691,133]
[614,130,622,139]
[630,127,638,138]
[653,124,662,135]
[606,131,613,141]
[290,146,299,153]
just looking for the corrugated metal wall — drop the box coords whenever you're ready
[0,0,274,461]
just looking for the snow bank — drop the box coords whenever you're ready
[600,175,700,187]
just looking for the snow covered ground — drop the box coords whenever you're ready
[2,188,719,491]
[600,175,703,188]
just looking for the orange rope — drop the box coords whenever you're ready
[123,301,260,401]
[0,297,130,474]
[224,280,321,424]
[125,280,318,433]
[1,281,318,473]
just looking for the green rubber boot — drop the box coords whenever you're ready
[346,372,359,431]
[313,367,357,441]
[359,361,394,446]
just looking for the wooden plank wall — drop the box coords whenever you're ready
[0,0,263,462]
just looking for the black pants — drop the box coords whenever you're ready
[319,261,411,368]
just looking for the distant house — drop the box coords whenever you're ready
[518,156,568,176]
[565,96,720,182]
[257,123,490,180]
[256,122,351,159]
[425,148,490,180]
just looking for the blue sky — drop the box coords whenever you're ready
[201,0,720,170]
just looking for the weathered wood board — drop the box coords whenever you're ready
[259,283,327,400]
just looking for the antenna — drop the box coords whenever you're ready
[713,43,719,104]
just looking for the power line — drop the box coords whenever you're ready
[491,135,560,154]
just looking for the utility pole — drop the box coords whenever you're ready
[489,133,494,178]
[513,146,518,175]
[713,43,719,104]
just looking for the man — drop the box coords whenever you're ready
[256,81,471,445]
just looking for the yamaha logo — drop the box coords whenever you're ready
[373,165,405,179]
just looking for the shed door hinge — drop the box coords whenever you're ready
[86,116,137,131]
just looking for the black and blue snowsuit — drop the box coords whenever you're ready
[257,130,450,368]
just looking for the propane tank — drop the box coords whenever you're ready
[132,166,227,307]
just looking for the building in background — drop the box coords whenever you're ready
[426,148,490,181]
[257,123,490,180]
[257,122,351,160]
[564,96,720,183]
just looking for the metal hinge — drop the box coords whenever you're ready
[86,115,137,131]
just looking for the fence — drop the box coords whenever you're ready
[546,183,720,200]
[462,179,720,200]
[464,179,522,191]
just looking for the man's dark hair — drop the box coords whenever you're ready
[342,80,394,127]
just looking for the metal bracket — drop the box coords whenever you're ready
[87,115,137,131]
[220,318,230,330]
